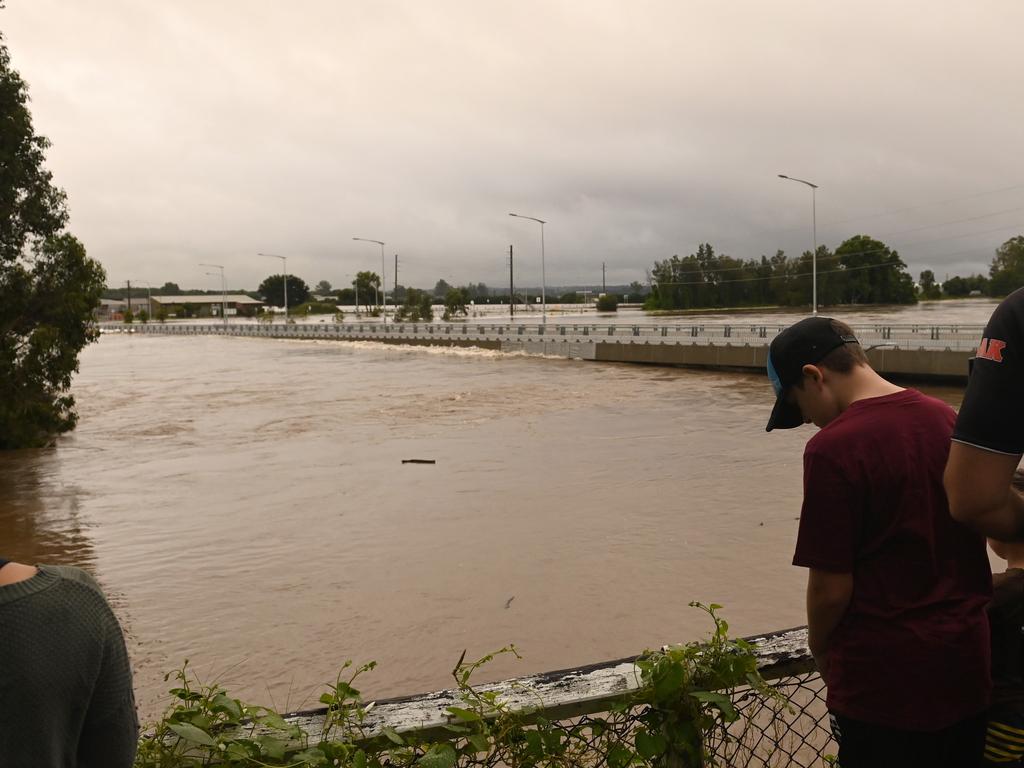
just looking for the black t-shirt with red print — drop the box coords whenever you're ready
[954,287,1024,455]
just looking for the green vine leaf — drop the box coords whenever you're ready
[635,730,667,759]
[446,705,482,722]
[166,721,216,746]
[418,743,457,768]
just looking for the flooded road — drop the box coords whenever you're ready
[0,331,969,721]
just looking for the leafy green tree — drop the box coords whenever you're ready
[396,288,434,322]
[0,36,106,449]
[417,292,434,322]
[918,270,941,300]
[315,279,332,294]
[257,274,310,309]
[159,282,180,294]
[463,282,489,300]
[645,236,916,311]
[353,271,380,311]
[989,236,1024,297]
[444,287,469,317]
[596,293,619,311]
[433,278,452,298]
[943,274,990,297]
[833,235,916,305]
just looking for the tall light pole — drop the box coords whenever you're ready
[258,253,289,320]
[199,263,227,325]
[509,213,547,325]
[777,174,819,315]
[353,237,386,325]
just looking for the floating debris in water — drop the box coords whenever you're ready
[402,459,436,464]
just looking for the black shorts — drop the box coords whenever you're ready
[831,710,988,768]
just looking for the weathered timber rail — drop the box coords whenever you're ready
[282,626,816,744]
[106,320,983,383]
[151,626,829,764]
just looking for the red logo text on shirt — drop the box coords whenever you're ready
[976,337,1007,362]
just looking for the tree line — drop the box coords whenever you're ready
[645,234,1024,311]
[106,233,1024,316]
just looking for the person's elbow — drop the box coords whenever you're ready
[944,463,992,526]
[946,472,1001,533]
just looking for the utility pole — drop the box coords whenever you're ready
[126,280,132,316]
[602,262,606,293]
[394,254,399,308]
[509,244,515,319]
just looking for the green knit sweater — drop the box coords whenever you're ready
[0,564,138,767]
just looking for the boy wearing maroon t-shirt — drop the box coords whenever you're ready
[766,317,992,767]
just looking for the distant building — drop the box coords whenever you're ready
[149,295,264,318]
[96,299,131,320]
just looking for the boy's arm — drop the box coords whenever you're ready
[806,568,853,683]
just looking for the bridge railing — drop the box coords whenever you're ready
[103,321,985,352]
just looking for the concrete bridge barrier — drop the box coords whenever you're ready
[102,321,979,384]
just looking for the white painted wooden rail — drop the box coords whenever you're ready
[286,626,813,743]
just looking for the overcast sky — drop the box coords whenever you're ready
[4,1,1024,291]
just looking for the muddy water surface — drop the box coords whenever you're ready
[0,333,967,720]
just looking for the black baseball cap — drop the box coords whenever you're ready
[765,317,859,432]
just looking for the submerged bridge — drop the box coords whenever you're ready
[107,320,985,383]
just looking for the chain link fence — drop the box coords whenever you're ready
[438,667,834,767]
[709,670,833,767]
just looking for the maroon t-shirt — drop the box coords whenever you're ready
[793,389,992,730]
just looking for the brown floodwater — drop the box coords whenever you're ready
[0,333,968,721]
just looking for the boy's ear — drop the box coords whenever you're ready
[801,364,825,387]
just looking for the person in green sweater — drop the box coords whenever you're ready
[0,557,138,767]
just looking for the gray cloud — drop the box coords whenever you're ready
[5,0,1023,291]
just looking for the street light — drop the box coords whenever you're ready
[352,238,386,325]
[777,174,819,315]
[509,213,547,324]
[199,263,227,325]
[258,253,288,320]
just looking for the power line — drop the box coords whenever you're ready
[708,181,1024,252]
[871,205,1024,239]
[827,182,1024,228]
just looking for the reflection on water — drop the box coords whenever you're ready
[0,452,95,569]
[0,329,970,721]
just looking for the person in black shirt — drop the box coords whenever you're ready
[984,474,1024,765]
[946,287,1024,537]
